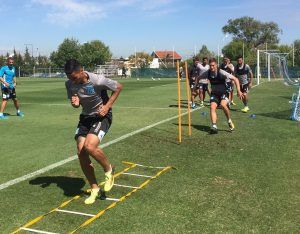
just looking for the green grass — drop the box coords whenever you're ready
[0,78,299,233]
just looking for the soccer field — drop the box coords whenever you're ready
[0,78,299,233]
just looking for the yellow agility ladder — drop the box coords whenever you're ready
[12,161,173,234]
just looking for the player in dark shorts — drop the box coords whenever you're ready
[65,59,122,204]
[220,57,236,107]
[196,58,243,134]
[189,57,201,108]
[235,56,254,113]
[0,57,24,119]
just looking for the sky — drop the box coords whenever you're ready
[0,0,299,58]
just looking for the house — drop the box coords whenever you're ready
[151,50,182,68]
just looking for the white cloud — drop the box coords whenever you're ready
[31,0,178,26]
[31,0,106,26]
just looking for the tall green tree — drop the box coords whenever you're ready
[50,38,81,67]
[293,40,300,66]
[80,40,112,69]
[196,45,215,60]
[222,17,282,49]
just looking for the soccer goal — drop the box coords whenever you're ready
[256,50,288,84]
[257,50,300,121]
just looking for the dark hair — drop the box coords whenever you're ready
[209,58,217,63]
[193,56,200,62]
[203,57,208,61]
[64,59,82,74]
[237,55,243,60]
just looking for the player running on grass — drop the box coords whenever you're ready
[189,57,201,108]
[196,58,243,134]
[235,56,254,113]
[197,57,210,107]
[220,57,236,107]
[0,57,24,119]
[65,59,122,204]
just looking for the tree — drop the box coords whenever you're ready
[128,52,152,68]
[222,17,282,49]
[196,45,215,60]
[293,40,300,66]
[50,38,81,67]
[80,40,112,69]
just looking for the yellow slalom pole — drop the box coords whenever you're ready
[184,61,192,136]
[177,61,182,143]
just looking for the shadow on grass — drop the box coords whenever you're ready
[29,176,86,197]
[257,109,291,120]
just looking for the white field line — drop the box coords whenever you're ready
[0,107,200,191]
[1,82,264,191]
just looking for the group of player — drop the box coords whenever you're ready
[189,55,253,134]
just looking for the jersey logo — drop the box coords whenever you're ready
[85,85,95,95]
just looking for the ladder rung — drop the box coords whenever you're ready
[122,172,153,178]
[20,227,58,234]
[104,197,120,201]
[56,209,95,217]
[114,183,139,189]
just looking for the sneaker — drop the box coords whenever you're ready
[84,188,100,205]
[0,115,8,120]
[191,103,196,109]
[17,111,24,117]
[231,101,237,106]
[241,106,250,113]
[103,166,115,192]
[199,102,204,107]
[228,121,235,131]
[210,126,218,134]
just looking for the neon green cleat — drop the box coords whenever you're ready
[241,106,250,113]
[103,166,115,192]
[84,188,100,205]
[231,101,237,106]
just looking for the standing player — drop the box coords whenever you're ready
[220,57,236,106]
[197,57,210,107]
[196,58,243,134]
[0,57,24,119]
[235,56,254,113]
[65,59,122,204]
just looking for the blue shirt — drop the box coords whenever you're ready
[0,65,15,89]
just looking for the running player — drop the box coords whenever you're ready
[0,57,24,119]
[65,59,122,204]
[197,57,210,107]
[220,57,236,107]
[196,58,243,134]
[235,56,254,113]
[189,57,201,108]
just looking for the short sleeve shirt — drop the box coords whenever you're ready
[0,65,15,89]
[65,72,118,116]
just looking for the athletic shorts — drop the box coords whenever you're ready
[75,113,112,141]
[240,83,249,93]
[1,87,16,100]
[199,83,209,91]
[226,82,234,93]
[210,92,229,105]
